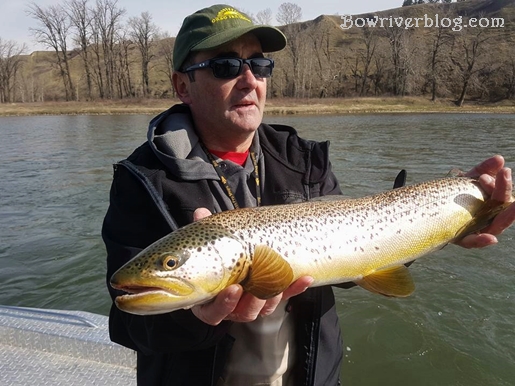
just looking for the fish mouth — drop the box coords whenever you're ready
[111,278,195,298]
[114,290,191,315]
[110,272,195,297]
[111,279,200,315]
[114,284,170,295]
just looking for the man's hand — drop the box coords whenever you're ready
[191,208,313,326]
[456,155,515,248]
[191,277,313,326]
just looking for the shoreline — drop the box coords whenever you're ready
[1,97,514,117]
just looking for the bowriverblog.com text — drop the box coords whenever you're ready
[340,14,505,32]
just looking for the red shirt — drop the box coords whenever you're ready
[209,149,249,166]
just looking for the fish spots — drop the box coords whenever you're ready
[113,177,488,312]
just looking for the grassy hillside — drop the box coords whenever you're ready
[10,0,515,107]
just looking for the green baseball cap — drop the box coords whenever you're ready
[173,4,287,71]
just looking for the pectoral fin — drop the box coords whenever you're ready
[356,265,415,297]
[241,245,294,299]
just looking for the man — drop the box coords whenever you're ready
[103,4,515,386]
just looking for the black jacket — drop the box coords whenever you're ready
[103,105,344,385]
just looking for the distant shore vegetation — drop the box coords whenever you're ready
[1,97,514,117]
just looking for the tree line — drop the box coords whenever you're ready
[0,0,513,105]
[268,0,514,105]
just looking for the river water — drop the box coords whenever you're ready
[0,112,514,385]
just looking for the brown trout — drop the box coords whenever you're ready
[110,177,513,315]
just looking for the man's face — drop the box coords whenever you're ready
[179,34,267,151]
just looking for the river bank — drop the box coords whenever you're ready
[1,97,515,116]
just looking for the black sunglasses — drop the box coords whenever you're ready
[181,57,274,79]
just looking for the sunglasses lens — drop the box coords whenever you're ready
[211,58,274,79]
[250,59,273,78]
[212,58,241,79]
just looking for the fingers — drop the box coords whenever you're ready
[192,287,272,325]
[491,168,513,203]
[456,165,514,249]
[191,284,243,326]
[228,276,313,321]
[258,296,284,317]
[481,200,515,236]
[191,276,314,326]
[456,233,498,249]
[478,168,514,235]
[282,276,314,300]
[465,155,505,178]
[229,292,272,322]
[193,207,212,221]
[259,276,314,317]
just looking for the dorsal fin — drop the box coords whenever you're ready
[393,169,407,189]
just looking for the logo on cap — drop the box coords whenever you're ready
[212,7,252,24]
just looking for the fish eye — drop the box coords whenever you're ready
[162,255,180,270]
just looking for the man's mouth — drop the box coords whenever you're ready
[233,101,256,109]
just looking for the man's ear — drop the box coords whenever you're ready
[173,71,192,104]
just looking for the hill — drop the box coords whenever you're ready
[8,0,515,106]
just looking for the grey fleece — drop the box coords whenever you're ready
[147,109,265,213]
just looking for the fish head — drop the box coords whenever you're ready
[110,222,250,315]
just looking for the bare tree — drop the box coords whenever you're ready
[308,20,348,97]
[129,11,159,97]
[424,7,453,102]
[65,0,94,100]
[383,25,416,96]
[91,0,126,99]
[27,2,75,100]
[276,3,302,25]
[309,20,341,97]
[0,39,26,103]
[276,3,304,97]
[90,19,105,98]
[282,24,306,97]
[347,55,361,94]
[113,27,134,98]
[450,29,489,106]
[429,27,450,102]
[384,25,404,95]
[502,56,515,100]
[255,8,273,25]
[372,50,388,95]
[358,27,378,96]
[155,32,175,97]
